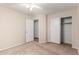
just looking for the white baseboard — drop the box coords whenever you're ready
[0,41,25,51]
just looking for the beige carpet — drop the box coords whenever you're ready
[0,41,78,55]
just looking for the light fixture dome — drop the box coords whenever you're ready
[21,3,41,11]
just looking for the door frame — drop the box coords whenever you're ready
[60,16,72,45]
[34,19,39,42]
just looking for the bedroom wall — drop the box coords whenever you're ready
[47,8,78,49]
[0,6,26,50]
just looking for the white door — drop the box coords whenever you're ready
[50,18,61,44]
[26,19,34,42]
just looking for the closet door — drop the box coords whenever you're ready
[26,19,34,42]
[50,18,61,44]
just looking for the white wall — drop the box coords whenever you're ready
[0,6,26,50]
[75,6,79,49]
[34,15,47,43]
[47,8,78,49]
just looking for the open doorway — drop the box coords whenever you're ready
[61,16,72,46]
[34,20,39,42]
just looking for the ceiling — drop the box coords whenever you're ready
[0,3,78,15]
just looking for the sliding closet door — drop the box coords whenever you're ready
[26,19,34,42]
[50,18,61,44]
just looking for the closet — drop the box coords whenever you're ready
[34,20,39,42]
[61,16,72,44]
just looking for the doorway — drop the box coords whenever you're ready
[34,20,39,42]
[61,16,72,45]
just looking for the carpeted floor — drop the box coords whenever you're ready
[0,41,78,55]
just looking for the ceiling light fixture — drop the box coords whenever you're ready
[21,3,41,11]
